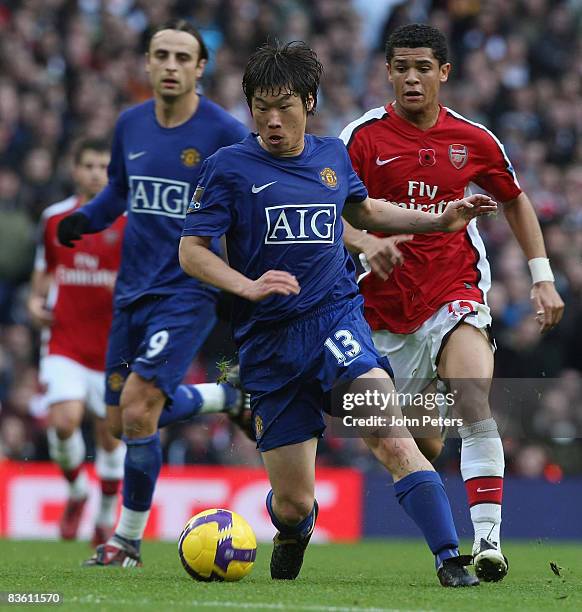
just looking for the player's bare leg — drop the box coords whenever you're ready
[85,373,164,567]
[47,400,89,540]
[262,438,318,580]
[92,416,124,546]
[438,323,508,582]
[357,368,477,587]
[106,404,122,439]
[405,380,444,463]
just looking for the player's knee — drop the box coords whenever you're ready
[274,494,313,526]
[416,437,444,463]
[51,414,79,439]
[374,437,419,471]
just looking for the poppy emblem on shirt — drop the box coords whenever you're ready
[254,415,263,439]
[320,167,338,189]
[418,148,436,166]
[449,144,468,169]
[181,147,201,167]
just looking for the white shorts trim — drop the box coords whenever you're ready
[372,300,493,397]
[39,355,106,418]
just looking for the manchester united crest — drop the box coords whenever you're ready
[319,167,338,189]
[254,415,263,439]
[107,372,125,392]
[181,147,201,167]
[449,144,468,170]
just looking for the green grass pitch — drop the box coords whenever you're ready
[0,539,580,611]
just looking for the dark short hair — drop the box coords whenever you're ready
[73,138,110,164]
[147,19,209,62]
[385,23,448,66]
[242,41,323,114]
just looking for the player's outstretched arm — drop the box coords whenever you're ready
[502,192,565,332]
[179,236,300,303]
[343,222,412,280]
[343,194,497,235]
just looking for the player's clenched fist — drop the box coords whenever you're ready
[241,270,301,302]
[438,194,497,233]
[57,212,90,247]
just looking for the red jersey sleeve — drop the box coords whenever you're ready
[473,132,522,203]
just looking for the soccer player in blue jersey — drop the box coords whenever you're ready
[56,20,249,567]
[180,41,498,587]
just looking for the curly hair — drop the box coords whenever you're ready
[242,41,324,114]
[385,24,448,66]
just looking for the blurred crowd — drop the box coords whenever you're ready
[1,0,581,479]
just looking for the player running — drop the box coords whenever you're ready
[29,138,125,546]
[180,41,498,587]
[56,20,249,567]
[340,24,564,581]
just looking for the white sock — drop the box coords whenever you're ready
[459,418,504,549]
[196,383,227,414]
[115,506,150,541]
[47,427,86,470]
[47,427,89,499]
[69,470,90,500]
[95,443,125,526]
[95,443,125,481]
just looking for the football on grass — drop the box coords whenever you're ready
[178,508,257,581]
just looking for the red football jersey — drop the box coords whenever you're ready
[36,196,126,370]
[340,104,521,334]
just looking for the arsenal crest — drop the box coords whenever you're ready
[449,144,468,169]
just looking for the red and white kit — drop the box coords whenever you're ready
[36,196,125,415]
[340,104,521,392]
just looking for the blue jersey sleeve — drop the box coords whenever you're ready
[341,141,368,203]
[182,156,233,238]
[79,116,128,231]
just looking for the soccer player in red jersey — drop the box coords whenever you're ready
[28,139,126,546]
[340,24,564,582]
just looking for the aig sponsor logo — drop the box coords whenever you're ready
[264,204,336,244]
[129,176,190,218]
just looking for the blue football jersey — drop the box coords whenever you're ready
[79,97,249,307]
[182,133,368,343]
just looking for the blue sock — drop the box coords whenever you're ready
[157,385,203,427]
[394,471,459,569]
[122,432,162,513]
[266,490,318,540]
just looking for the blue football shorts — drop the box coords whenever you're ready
[105,292,217,406]
[239,296,393,452]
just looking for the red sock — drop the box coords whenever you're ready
[465,476,503,507]
[101,479,121,496]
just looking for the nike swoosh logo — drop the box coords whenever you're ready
[343,355,363,367]
[476,487,501,493]
[128,151,147,160]
[251,181,277,194]
[376,155,400,166]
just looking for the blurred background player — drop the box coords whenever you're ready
[56,20,249,567]
[340,23,565,581]
[180,41,498,587]
[28,138,126,546]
